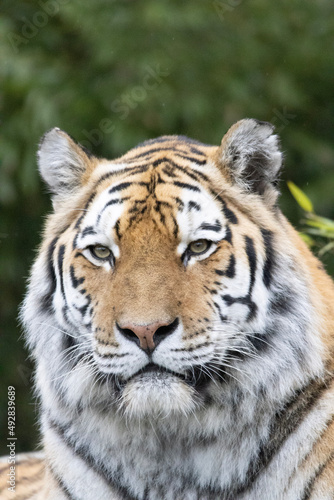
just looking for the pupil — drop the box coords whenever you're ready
[95,246,108,257]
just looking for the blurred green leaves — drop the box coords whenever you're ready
[288,181,334,256]
[287,181,314,213]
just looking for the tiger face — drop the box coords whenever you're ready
[24,119,320,419]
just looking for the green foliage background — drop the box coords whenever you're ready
[0,0,333,454]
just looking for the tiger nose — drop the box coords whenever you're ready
[117,318,179,353]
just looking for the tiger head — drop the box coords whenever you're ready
[23,119,323,419]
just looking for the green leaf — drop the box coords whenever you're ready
[305,228,334,239]
[318,241,334,256]
[299,233,315,247]
[287,181,314,213]
[305,213,334,231]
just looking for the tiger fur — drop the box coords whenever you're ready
[2,119,334,499]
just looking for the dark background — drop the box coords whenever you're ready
[1,0,333,455]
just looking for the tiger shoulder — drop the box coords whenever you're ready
[2,119,333,500]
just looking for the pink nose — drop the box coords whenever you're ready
[117,319,178,352]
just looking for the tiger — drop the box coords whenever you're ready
[1,118,333,500]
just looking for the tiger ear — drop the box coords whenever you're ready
[218,119,283,204]
[38,128,93,199]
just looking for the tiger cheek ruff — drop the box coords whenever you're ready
[6,119,334,499]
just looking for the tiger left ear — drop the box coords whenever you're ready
[218,119,283,204]
[38,128,93,200]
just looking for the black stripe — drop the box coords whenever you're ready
[173,181,200,192]
[236,375,334,496]
[215,254,236,278]
[172,196,185,210]
[171,159,209,181]
[48,418,137,500]
[126,146,179,160]
[108,182,132,194]
[103,198,127,208]
[77,294,91,317]
[74,193,96,230]
[261,228,275,288]
[224,225,232,244]
[221,236,257,321]
[153,157,209,182]
[301,450,334,500]
[199,220,222,232]
[115,219,122,240]
[245,236,257,293]
[213,301,228,322]
[218,197,238,224]
[58,245,66,298]
[40,236,58,313]
[188,201,200,211]
[81,226,97,237]
[69,265,85,289]
[174,152,207,165]
[92,164,150,190]
[222,294,257,321]
[96,197,130,224]
[162,164,177,178]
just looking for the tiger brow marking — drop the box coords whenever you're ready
[124,146,183,162]
[92,164,150,192]
[210,191,238,225]
[152,157,210,182]
[172,181,201,192]
[81,226,97,237]
[198,221,222,232]
[108,181,149,194]
[108,181,132,194]
[96,197,131,225]
[173,152,207,165]
[74,193,97,230]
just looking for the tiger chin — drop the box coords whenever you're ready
[3,118,334,500]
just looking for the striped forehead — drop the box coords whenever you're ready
[76,155,228,245]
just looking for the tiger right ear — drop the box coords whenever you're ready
[218,119,283,205]
[38,128,93,199]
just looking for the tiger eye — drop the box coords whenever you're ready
[188,239,211,254]
[91,245,112,260]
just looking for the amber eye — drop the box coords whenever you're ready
[188,239,211,255]
[90,245,112,260]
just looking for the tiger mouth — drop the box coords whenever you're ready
[127,362,214,391]
[130,363,186,381]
